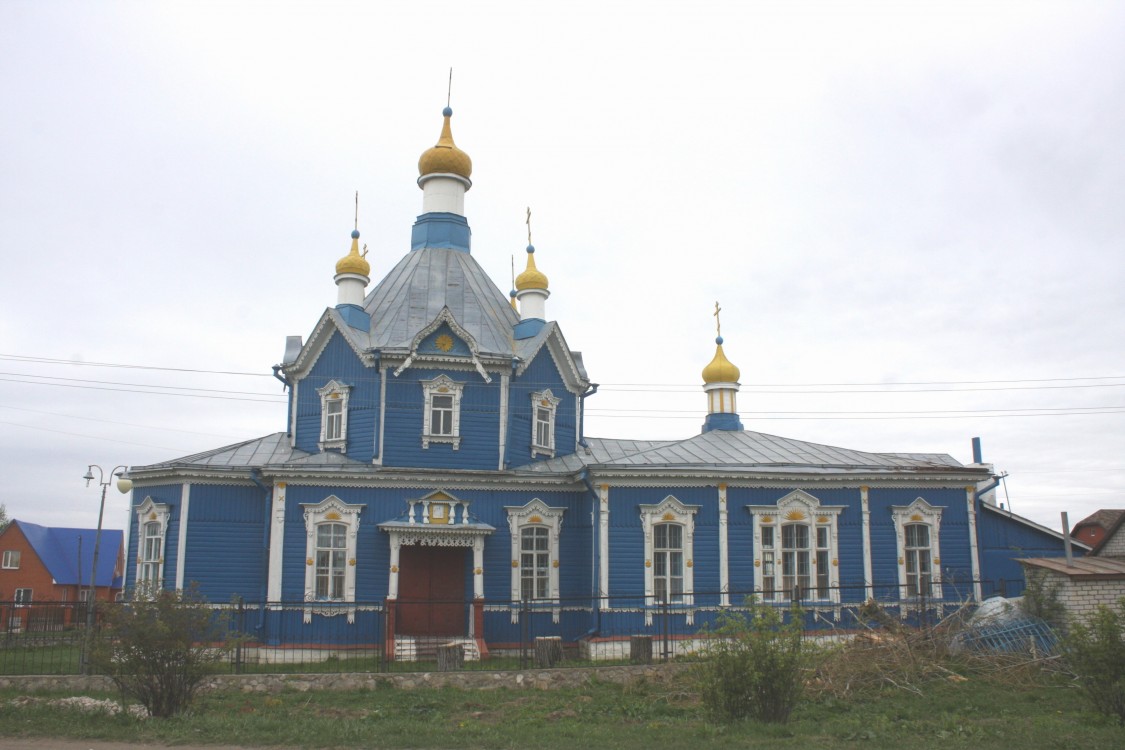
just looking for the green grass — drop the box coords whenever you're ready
[0,673,1122,749]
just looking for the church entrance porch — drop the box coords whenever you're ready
[379,498,495,661]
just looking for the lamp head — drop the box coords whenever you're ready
[116,476,133,494]
[83,467,95,487]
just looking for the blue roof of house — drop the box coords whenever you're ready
[14,520,124,588]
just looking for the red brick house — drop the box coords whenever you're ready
[0,520,124,631]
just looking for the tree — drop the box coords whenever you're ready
[89,586,235,718]
[0,504,8,533]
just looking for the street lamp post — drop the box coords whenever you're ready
[80,464,132,673]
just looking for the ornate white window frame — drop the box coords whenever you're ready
[640,496,699,617]
[301,495,363,623]
[530,389,560,457]
[134,496,170,591]
[748,490,844,605]
[504,499,566,622]
[891,498,943,600]
[317,380,351,451]
[422,374,464,449]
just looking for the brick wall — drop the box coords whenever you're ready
[1041,569,1125,622]
[1099,529,1125,558]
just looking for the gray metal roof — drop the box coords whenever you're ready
[514,430,969,475]
[363,247,520,356]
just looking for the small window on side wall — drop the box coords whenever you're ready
[1,550,19,569]
[530,389,560,457]
[317,380,352,451]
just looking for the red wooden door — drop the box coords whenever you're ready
[397,546,466,636]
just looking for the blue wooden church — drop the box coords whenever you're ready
[123,105,1074,657]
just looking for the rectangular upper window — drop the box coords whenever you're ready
[530,389,560,457]
[317,380,351,450]
[1,550,19,569]
[422,375,463,449]
[14,588,32,605]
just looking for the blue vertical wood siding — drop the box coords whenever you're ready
[292,331,381,462]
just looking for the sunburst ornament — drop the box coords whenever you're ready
[435,334,454,352]
[785,510,806,521]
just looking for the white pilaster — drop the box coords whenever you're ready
[373,366,388,465]
[267,482,286,602]
[598,483,610,610]
[861,486,873,601]
[965,486,982,601]
[498,373,509,470]
[175,483,190,590]
[718,483,730,607]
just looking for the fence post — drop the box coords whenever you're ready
[660,595,670,662]
[520,597,530,670]
[234,597,244,675]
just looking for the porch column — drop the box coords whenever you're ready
[472,537,485,600]
[388,534,401,599]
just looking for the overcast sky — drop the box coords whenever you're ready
[1,1,1123,537]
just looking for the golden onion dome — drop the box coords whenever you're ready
[702,337,741,384]
[418,106,472,179]
[515,245,549,291]
[335,230,371,277]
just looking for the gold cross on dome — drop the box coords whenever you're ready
[713,301,722,337]
[526,206,533,246]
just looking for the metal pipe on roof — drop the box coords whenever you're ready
[1061,512,1074,567]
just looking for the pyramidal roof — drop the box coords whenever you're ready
[362,246,520,356]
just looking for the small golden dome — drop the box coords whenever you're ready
[418,107,472,179]
[335,230,370,277]
[702,337,741,384]
[515,245,549,291]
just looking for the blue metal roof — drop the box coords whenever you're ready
[14,520,124,588]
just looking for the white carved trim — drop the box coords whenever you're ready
[639,495,700,611]
[393,307,492,383]
[134,496,171,590]
[317,379,352,451]
[966,486,982,601]
[598,484,610,610]
[860,487,873,602]
[891,497,944,600]
[747,490,845,604]
[505,499,566,618]
[421,374,464,450]
[301,495,364,623]
[530,389,560,457]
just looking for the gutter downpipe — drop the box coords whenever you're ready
[272,365,292,434]
[580,468,601,638]
[577,383,599,448]
[968,475,1001,602]
[249,469,272,633]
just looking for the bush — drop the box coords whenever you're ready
[696,599,808,723]
[1064,598,1125,726]
[1020,570,1067,630]
[90,586,234,718]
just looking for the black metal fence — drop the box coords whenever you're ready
[0,579,1027,676]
